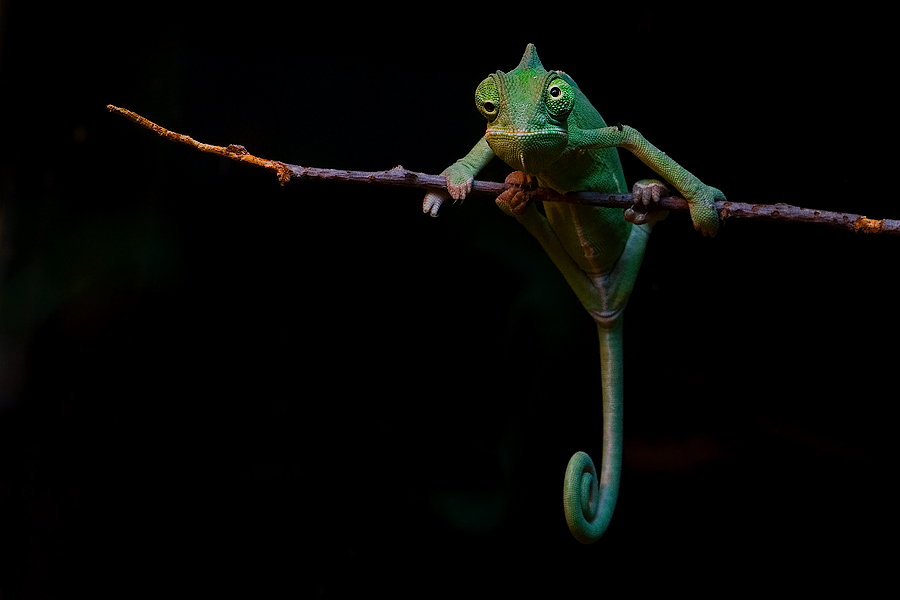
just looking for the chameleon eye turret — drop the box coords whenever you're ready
[545,78,575,122]
[475,76,501,122]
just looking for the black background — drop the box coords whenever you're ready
[0,3,895,597]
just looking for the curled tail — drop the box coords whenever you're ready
[563,317,624,543]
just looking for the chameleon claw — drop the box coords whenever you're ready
[423,190,449,217]
[447,178,473,201]
[425,170,478,216]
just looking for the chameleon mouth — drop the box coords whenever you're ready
[485,127,568,173]
[486,127,566,139]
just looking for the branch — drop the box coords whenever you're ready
[107,105,900,236]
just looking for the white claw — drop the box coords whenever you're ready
[423,191,448,217]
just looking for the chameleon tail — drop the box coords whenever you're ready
[562,317,624,543]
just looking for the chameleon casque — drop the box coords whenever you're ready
[423,44,725,543]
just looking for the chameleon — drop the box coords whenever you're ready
[422,44,725,544]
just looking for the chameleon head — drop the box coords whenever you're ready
[475,44,575,175]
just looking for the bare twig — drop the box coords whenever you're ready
[107,105,900,235]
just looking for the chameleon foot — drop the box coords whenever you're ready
[496,171,538,216]
[625,179,668,226]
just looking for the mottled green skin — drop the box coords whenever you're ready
[423,45,724,543]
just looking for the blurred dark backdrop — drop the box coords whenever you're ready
[0,3,894,597]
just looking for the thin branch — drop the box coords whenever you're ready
[107,105,900,236]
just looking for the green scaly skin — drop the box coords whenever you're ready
[423,44,724,544]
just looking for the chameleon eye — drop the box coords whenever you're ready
[475,76,501,122]
[546,78,575,120]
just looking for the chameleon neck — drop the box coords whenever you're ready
[563,317,623,543]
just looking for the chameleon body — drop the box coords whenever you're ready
[423,45,724,543]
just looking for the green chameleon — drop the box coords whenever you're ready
[423,44,725,544]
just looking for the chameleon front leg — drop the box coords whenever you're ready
[573,125,725,236]
[423,136,494,217]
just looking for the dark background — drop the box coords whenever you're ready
[0,3,895,597]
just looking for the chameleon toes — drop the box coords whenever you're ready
[632,179,667,206]
[447,180,471,201]
[497,171,537,216]
[423,190,449,217]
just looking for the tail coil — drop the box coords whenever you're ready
[563,451,613,543]
[562,320,624,544]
